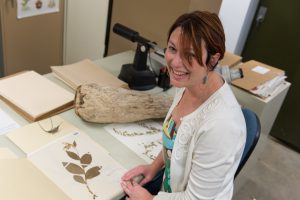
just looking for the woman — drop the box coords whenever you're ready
[121,10,246,200]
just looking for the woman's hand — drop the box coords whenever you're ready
[121,180,153,200]
[122,164,157,186]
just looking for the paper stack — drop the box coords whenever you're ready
[0,71,74,122]
[51,59,128,90]
[0,159,71,200]
[6,116,126,200]
[231,60,286,98]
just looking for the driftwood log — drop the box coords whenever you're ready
[74,83,173,123]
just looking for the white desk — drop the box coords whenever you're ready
[0,50,290,199]
[0,52,152,200]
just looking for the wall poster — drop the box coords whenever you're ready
[17,0,60,19]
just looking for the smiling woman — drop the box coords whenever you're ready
[120,10,247,200]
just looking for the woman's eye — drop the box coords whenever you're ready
[187,53,196,61]
[167,46,176,53]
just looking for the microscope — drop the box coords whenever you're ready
[113,23,159,90]
[113,23,243,90]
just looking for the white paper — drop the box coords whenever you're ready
[29,131,125,200]
[17,0,60,19]
[0,148,18,159]
[0,109,20,135]
[104,120,163,163]
[251,75,287,98]
[252,65,270,74]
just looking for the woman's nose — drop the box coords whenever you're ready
[170,53,183,68]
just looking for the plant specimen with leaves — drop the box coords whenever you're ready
[62,141,101,199]
[112,121,162,137]
[21,0,30,10]
[140,140,162,160]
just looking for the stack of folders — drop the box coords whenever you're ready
[4,116,126,200]
[231,60,286,98]
[51,59,128,90]
[0,71,74,122]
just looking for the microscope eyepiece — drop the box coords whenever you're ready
[113,23,139,42]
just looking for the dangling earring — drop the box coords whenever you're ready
[202,74,208,84]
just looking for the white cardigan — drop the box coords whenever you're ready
[155,82,246,200]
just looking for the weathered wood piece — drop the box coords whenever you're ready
[74,84,173,123]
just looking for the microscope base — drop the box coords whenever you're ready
[118,64,156,90]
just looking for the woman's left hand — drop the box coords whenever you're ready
[121,180,154,200]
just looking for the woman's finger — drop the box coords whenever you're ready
[122,168,141,181]
[121,181,131,195]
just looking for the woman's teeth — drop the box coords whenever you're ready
[173,70,187,76]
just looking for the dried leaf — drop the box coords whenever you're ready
[73,141,77,147]
[62,162,68,167]
[73,175,86,184]
[66,151,80,160]
[80,153,92,165]
[65,163,85,174]
[85,166,101,179]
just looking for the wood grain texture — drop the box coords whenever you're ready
[75,84,172,123]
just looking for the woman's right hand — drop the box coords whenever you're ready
[122,164,157,186]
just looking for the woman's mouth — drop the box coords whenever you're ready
[170,68,189,80]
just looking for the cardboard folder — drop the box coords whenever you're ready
[0,71,74,122]
[51,59,128,90]
[219,51,242,68]
[0,158,71,200]
[231,60,285,92]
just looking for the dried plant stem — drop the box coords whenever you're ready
[74,146,98,199]
[85,184,97,200]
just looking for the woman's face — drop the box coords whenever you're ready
[165,27,208,89]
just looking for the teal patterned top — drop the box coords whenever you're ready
[162,115,177,193]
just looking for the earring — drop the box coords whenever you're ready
[202,75,208,84]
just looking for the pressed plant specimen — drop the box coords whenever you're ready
[62,141,101,199]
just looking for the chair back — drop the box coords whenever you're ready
[234,107,261,178]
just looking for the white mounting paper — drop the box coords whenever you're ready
[104,120,163,163]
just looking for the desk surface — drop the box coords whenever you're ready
[0,51,168,170]
[0,51,290,199]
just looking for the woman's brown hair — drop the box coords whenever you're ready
[167,11,225,70]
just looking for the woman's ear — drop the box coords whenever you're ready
[209,53,221,69]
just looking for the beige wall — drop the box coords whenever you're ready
[188,0,222,13]
[108,0,222,56]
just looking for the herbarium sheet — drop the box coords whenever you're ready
[104,120,163,163]
[29,131,126,200]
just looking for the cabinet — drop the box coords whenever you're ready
[231,82,290,135]
[63,0,109,64]
[0,0,64,75]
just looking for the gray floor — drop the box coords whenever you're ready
[233,133,300,200]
